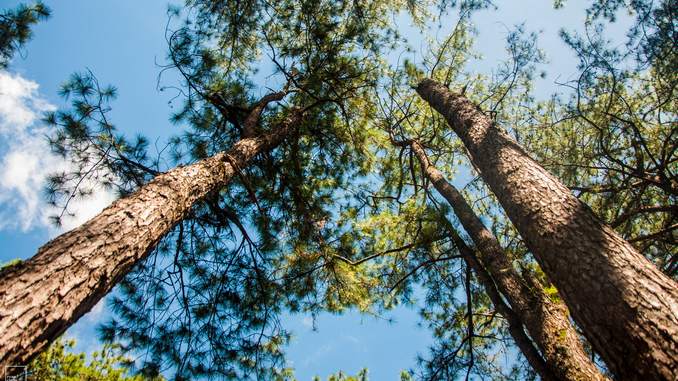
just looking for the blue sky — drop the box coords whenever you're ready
[0,1,630,379]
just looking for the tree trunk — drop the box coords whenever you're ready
[416,78,678,380]
[410,140,604,381]
[0,110,301,368]
[443,221,555,380]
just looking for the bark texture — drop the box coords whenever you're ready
[0,110,300,367]
[411,141,604,381]
[417,78,678,381]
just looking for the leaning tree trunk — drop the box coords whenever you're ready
[410,140,605,381]
[0,110,301,368]
[416,78,678,380]
[443,221,555,381]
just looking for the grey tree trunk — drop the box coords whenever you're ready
[0,110,300,368]
[416,78,678,380]
[410,140,605,381]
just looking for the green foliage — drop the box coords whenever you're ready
[29,338,163,381]
[522,0,677,274]
[312,368,368,381]
[0,258,22,269]
[271,368,378,381]
[38,0,675,379]
[520,72,677,272]
[43,71,156,226]
[82,1,423,379]
[47,2,544,379]
[358,18,546,378]
[0,1,49,68]
[0,259,23,276]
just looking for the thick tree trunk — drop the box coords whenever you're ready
[416,78,678,380]
[0,110,300,367]
[410,140,604,381]
[443,221,555,381]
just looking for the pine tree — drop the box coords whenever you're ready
[416,77,678,380]
[0,1,49,68]
[29,338,165,381]
[0,97,300,367]
[405,138,604,381]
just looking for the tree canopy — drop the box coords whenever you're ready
[0,0,675,379]
[29,339,164,381]
[0,0,49,68]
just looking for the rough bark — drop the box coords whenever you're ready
[443,221,555,380]
[416,78,678,380]
[0,110,301,368]
[410,140,604,381]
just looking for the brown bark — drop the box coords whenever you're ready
[0,110,301,368]
[410,140,604,381]
[416,78,678,380]
[242,91,288,138]
[443,221,555,380]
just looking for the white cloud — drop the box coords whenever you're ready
[0,70,116,234]
[0,72,43,129]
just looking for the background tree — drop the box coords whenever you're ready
[0,1,49,68]
[323,13,563,380]
[29,339,164,381]
[0,0,409,376]
[343,0,676,378]
[311,369,368,381]
[521,0,677,275]
[46,1,424,379]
